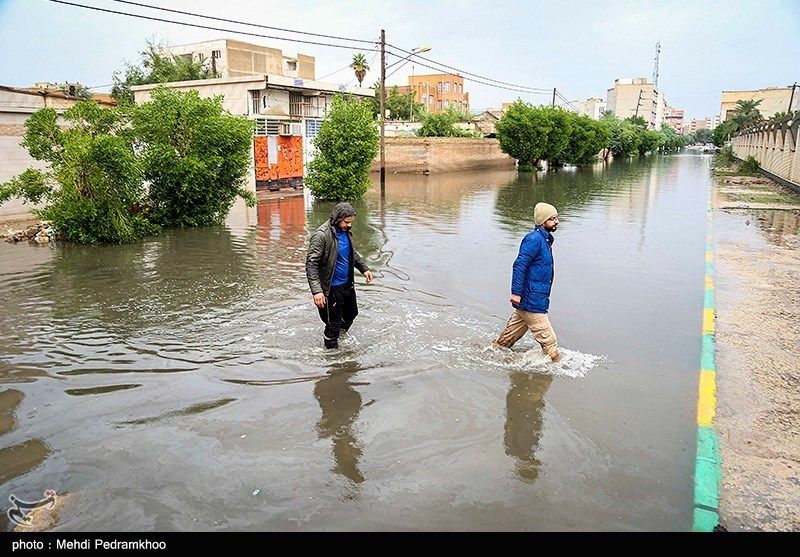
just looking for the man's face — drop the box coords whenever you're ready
[543,214,559,232]
[338,216,355,232]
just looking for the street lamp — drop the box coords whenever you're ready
[380,37,431,193]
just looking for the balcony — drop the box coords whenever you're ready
[289,102,324,118]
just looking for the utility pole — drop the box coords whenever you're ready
[789,82,797,114]
[380,29,386,195]
[552,88,556,107]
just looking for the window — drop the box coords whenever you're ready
[446,82,452,93]
[437,100,443,110]
[428,95,434,106]
[437,82,443,92]
[254,118,267,136]
[263,95,268,109]
[251,91,260,114]
[211,49,221,59]
[286,60,297,71]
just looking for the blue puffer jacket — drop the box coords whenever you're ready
[510,226,555,313]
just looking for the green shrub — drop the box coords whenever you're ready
[738,156,760,175]
[130,88,255,227]
[306,94,379,201]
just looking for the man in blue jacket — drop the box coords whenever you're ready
[494,202,561,362]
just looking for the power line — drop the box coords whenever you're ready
[385,51,551,96]
[386,43,551,93]
[111,0,377,45]
[46,0,379,52]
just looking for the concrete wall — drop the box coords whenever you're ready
[370,137,515,173]
[0,134,46,223]
[721,88,799,121]
[731,114,800,188]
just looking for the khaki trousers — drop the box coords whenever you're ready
[496,310,559,358]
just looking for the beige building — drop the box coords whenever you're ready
[663,106,685,133]
[397,73,469,114]
[682,116,719,135]
[577,97,607,120]
[607,77,666,130]
[720,86,798,121]
[0,84,116,223]
[162,39,315,80]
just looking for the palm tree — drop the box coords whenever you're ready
[350,53,369,87]
[730,99,763,132]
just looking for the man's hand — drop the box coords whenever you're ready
[510,294,521,307]
[364,270,374,284]
[313,293,326,308]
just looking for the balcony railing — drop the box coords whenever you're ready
[289,102,323,118]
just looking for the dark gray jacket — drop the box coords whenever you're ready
[306,203,369,297]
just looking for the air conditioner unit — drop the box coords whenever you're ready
[280,123,302,136]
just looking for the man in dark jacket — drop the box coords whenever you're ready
[494,202,561,362]
[306,202,373,349]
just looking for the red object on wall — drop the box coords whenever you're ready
[254,135,304,190]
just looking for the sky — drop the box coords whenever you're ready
[1,0,798,119]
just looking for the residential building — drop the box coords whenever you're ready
[720,86,799,121]
[161,39,315,80]
[607,77,666,130]
[132,74,373,191]
[663,106,685,133]
[577,97,606,120]
[398,73,469,114]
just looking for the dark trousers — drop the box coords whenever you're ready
[318,284,358,347]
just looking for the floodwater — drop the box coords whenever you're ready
[0,155,713,531]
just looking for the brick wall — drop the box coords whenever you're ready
[370,137,516,173]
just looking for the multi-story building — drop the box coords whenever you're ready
[720,86,799,121]
[161,39,316,80]
[607,77,665,130]
[398,73,469,114]
[663,106,685,133]
[577,97,607,120]
[133,74,372,191]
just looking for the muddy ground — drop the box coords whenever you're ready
[713,173,800,531]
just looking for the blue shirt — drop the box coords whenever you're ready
[331,229,351,286]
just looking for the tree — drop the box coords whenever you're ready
[0,103,154,243]
[659,125,686,152]
[129,88,255,227]
[350,53,370,87]
[694,128,713,144]
[638,129,663,155]
[712,121,735,147]
[112,40,218,104]
[306,95,379,201]
[560,114,610,165]
[495,102,573,170]
[729,99,763,133]
[626,115,648,128]
[417,106,470,137]
[602,114,641,158]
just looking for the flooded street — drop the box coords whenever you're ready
[1,155,713,530]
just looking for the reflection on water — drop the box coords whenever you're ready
[0,155,717,530]
[504,372,553,484]
[314,360,371,488]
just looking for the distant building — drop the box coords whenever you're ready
[397,73,469,114]
[663,106,685,133]
[683,116,719,134]
[576,97,607,120]
[161,39,316,80]
[607,77,665,130]
[472,109,503,136]
[720,86,799,121]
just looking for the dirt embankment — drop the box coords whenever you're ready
[713,171,800,531]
